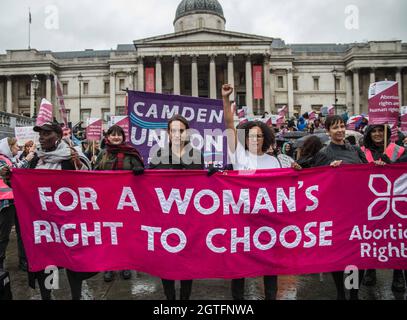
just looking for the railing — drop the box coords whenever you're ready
[0,111,35,128]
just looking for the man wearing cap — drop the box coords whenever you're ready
[27,121,97,299]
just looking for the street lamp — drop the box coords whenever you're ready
[78,73,83,127]
[332,67,338,114]
[31,74,40,119]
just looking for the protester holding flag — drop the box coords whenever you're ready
[149,115,204,300]
[222,84,297,300]
[314,115,368,300]
[22,121,97,300]
[94,125,144,283]
[360,124,407,292]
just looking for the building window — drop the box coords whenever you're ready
[294,105,302,117]
[277,76,284,89]
[293,78,299,91]
[26,83,31,96]
[313,77,319,91]
[116,106,126,116]
[101,108,111,122]
[83,82,89,95]
[80,109,91,122]
[62,82,68,95]
[119,79,125,91]
[311,105,323,113]
[335,78,341,91]
[104,81,110,94]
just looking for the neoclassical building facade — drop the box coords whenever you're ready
[0,0,406,125]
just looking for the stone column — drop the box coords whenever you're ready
[353,68,360,115]
[270,68,276,112]
[191,55,198,97]
[109,72,116,116]
[370,68,376,84]
[30,80,35,117]
[227,54,235,101]
[287,68,294,117]
[245,55,253,115]
[396,67,403,106]
[6,76,12,114]
[127,70,134,90]
[137,57,144,91]
[155,57,162,94]
[263,55,271,113]
[46,75,52,101]
[173,55,180,95]
[209,55,217,99]
[346,72,353,112]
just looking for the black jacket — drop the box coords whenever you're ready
[149,146,204,170]
[314,142,368,167]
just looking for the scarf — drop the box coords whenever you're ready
[105,141,144,170]
[36,141,72,170]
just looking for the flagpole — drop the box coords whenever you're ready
[28,8,31,49]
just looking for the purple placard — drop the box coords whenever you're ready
[128,91,227,168]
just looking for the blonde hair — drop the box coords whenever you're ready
[7,137,17,147]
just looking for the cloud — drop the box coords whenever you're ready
[0,0,406,53]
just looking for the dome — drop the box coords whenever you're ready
[175,0,225,23]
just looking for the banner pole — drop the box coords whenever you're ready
[384,124,388,151]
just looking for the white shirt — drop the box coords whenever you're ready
[230,142,282,170]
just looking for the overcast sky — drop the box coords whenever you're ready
[1,0,406,53]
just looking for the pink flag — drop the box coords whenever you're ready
[238,118,249,126]
[36,99,53,126]
[111,116,130,143]
[54,76,68,127]
[368,81,400,142]
[308,110,316,121]
[238,108,245,119]
[328,106,335,116]
[85,118,102,141]
[11,164,407,277]
[276,115,285,128]
[278,105,288,117]
[145,67,155,93]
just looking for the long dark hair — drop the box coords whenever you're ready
[300,135,324,158]
[167,115,190,147]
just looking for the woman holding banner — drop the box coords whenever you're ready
[222,84,299,300]
[360,124,407,292]
[149,115,204,300]
[94,125,144,283]
[314,115,368,300]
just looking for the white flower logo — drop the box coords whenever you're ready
[368,174,407,220]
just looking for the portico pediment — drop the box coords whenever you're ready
[134,28,274,48]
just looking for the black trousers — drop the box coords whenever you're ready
[161,279,193,300]
[232,276,278,300]
[331,270,365,300]
[0,205,26,268]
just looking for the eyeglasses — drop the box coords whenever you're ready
[248,134,264,140]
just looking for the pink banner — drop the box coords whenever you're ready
[36,98,53,126]
[369,81,400,142]
[86,119,102,141]
[54,76,68,127]
[11,164,407,279]
[278,106,288,118]
[145,67,155,93]
[252,65,263,100]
